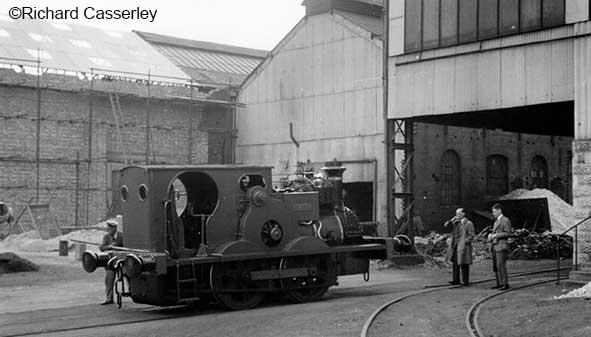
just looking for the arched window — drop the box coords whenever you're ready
[530,155,548,189]
[441,150,461,205]
[487,155,509,197]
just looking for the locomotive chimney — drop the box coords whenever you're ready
[321,159,346,200]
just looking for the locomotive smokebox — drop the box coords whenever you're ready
[321,160,346,200]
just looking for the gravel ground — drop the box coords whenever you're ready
[1,251,589,337]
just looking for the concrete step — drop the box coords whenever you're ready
[568,270,591,284]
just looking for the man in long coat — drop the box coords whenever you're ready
[445,208,475,286]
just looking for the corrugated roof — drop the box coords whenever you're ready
[135,31,267,86]
[355,0,383,7]
[0,17,190,82]
[336,10,383,38]
[135,31,268,58]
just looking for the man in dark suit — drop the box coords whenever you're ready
[444,208,475,286]
[489,203,512,290]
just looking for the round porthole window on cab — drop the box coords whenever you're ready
[138,184,148,201]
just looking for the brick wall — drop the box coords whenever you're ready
[0,69,227,230]
[414,123,573,232]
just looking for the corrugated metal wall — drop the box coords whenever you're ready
[389,25,575,119]
[237,13,386,224]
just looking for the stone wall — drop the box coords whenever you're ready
[572,140,591,267]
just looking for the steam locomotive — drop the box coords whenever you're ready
[82,162,410,310]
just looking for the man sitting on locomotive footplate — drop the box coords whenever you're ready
[99,220,123,305]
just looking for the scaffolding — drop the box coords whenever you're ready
[0,57,238,229]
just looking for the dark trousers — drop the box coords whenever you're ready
[105,270,115,300]
[491,248,508,286]
[451,249,470,284]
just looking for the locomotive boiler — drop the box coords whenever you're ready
[82,162,410,310]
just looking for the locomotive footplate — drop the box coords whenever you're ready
[168,243,391,268]
[247,267,316,280]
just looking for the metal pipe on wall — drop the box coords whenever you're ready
[382,0,391,236]
[75,151,80,228]
[35,55,41,202]
[86,69,94,227]
[188,80,194,164]
[146,71,152,164]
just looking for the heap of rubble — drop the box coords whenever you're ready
[414,232,449,257]
[508,228,573,259]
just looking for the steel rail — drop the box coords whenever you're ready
[424,266,571,288]
[5,267,571,337]
[466,276,569,337]
[3,308,200,337]
[360,267,571,337]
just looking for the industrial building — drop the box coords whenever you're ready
[387,0,590,276]
[237,0,571,236]
[0,18,238,230]
[237,0,386,224]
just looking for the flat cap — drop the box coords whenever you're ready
[106,220,118,227]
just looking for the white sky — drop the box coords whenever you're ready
[1,0,305,50]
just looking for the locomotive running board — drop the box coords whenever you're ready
[168,243,388,266]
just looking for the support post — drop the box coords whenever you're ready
[391,119,415,237]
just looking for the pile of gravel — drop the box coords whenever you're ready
[499,188,574,234]
[554,282,591,299]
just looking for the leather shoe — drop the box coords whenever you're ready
[101,300,114,305]
[462,283,470,287]
[491,285,501,289]
[449,281,461,285]
[498,285,510,291]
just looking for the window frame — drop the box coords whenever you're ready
[440,149,462,206]
[486,154,509,197]
[403,0,566,54]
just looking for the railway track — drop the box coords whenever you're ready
[2,306,207,337]
[4,267,571,337]
[465,276,568,337]
[361,267,571,337]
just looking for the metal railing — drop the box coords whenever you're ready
[556,215,591,284]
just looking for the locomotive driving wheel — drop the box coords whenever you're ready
[209,261,266,310]
[279,254,336,303]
